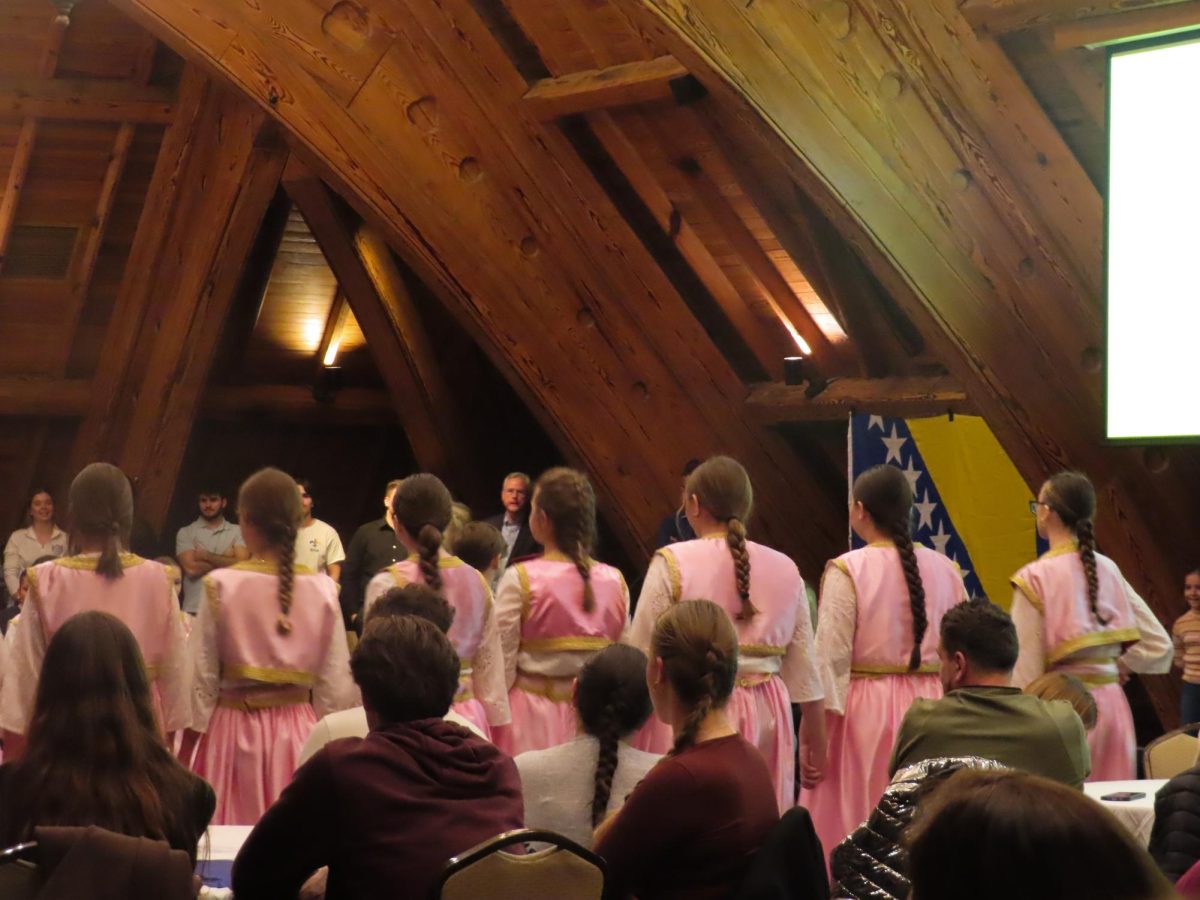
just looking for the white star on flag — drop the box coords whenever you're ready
[868,415,886,432]
[881,425,907,465]
[901,458,922,494]
[914,489,937,531]
[929,522,952,555]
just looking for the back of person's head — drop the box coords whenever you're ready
[685,456,756,621]
[907,769,1173,900]
[352,615,459,724]
[853,464,926,671]
[939,599,1018,673]
[69,463,134,580]
[450,521,506,573]
[366,583,455,634]
[1024,672,1098,731]
[442,501,472,551]
[392,474,453,596]
[576,645,654,826]
[1041,470,1106,626]
[4,611,196,852]
[651,599,738,755]
[533,467,598,611]
[238,468,303,635]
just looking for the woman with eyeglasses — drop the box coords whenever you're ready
[1011,471,1172,780]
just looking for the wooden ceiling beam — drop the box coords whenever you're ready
[1052,1,1200,47]
[0,77,175,123]
[0,377,90,416]
[523,55,688,120]
[746,377,973,424]
[201,385,394,424]
[0,118,37,275]
[960,0,1194,35]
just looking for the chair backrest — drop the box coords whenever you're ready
[435,829,605,900]
[1145,728,1200,779]
[0,842,40,900]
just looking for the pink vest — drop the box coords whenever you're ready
[658,537,803,666]
[832,544,965,673]
[1012,546,1139,666]
[515,554,627,654]
[30,554,177,674]
[204,562,342,687]
[381,557,492,662]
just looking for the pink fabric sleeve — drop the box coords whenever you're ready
[625,555,673,655]
[472,578,512,726]
[493,567,524,690]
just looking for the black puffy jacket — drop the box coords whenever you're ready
[830,757,1006,900]
[1150,765,1200,882]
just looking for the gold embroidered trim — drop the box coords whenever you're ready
[388,564,409,589]
[656,548,681,604]
[456,672,475,703]
[1039,541,1080,561]
[203,576,221,620]
[218,688,311,711]
[517,563,532,623]
[521,636,612,653]
[739,643,787,658]
[438,557,463,569]
[1070,672,1119,687]
[514,672,575,703]
[145,664,160,682]
[735,672,774,689]
[1046,628,1142,666]
[1010,575,1044,615]
[866,541,895,549]
[851,663,939,677]
[231,559,316,576]
[221,663,316,686]
[54,553,144,571]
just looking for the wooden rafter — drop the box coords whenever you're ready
[0,377,90,416]
[523,55,688,120]
[1052,0,1200,47]
[202,385,394,423]
[0,118,37,275]
[0,77,175,123]
[315,288,351,369]
[745,377,973,424]
[960,0,1193,35]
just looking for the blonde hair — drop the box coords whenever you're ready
[442,501,471,551]
[238,468,302,635]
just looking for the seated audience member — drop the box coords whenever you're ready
[1149,759,1200,882]
[175,486,246,615]
[907,769,1174,900]
[594,600,778,900]
[294,478,346,582]
[889,599,1090,788]
[449,520,506,586]
[339,479,404,631]
[517,644,660,848]
[1024,671,1098,731]
[3,488,68,599]
[0,611,214,864]
[232,614,523,900]
[299,584,484,764]
[0,555,53,635]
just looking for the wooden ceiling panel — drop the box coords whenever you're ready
[54,0,160,81]
[0,7,55,79]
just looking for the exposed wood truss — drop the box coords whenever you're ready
[960,0,1194,34]
[746,377,973,424]
[0,119,37,275]
[1052,1,1200,47]
[523,56,688,120]
[0,77,175,123]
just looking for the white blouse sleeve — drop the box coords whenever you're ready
[0,598,46,734]
[1121,578,1174,674]
[813,565,857,715]
[1010,588,1047,689]
[493,567,525,690]
[312,610,359,719]
[781,575,824,704]
[188,579,222,733]
[2,534,20,598]
[362,571,393,621]
[624,555,674,655]
[472,577,512,726]
[157,596,192,734]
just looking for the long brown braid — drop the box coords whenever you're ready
[576,645,653,826]
[854,465,926,671]
[1043,471,1108,625]
[533,468,598,612]
[392,474,453,597]
[685,456,757,620]
[238,468,304,635]
[651,600,738,756]
[68,463,135,581]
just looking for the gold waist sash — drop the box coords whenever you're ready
[514,672,575,703]
[851,663,939,679]
[218,688,311,712]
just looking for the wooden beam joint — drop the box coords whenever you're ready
[522,55,689,121]
[745,376,972,424]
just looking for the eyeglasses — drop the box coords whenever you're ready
[1029,500,1048,514]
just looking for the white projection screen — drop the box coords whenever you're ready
[1106,34,1200,441]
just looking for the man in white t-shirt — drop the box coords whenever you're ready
[294,478,346,583]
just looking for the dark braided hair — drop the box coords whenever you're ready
[651,600,738,756]
[238,468,304,635]
[69,463,134,581]
[854,465,926,671]
[576,645,653,826]
[533,468,598,612]
[1042,471,1108,625]
[392,475,453,597]
[685,456,757,620]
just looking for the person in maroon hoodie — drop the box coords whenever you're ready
[232,614,524,900]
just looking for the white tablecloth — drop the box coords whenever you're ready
[1084,779,1167,846]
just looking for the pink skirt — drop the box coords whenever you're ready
[494,680,576,756]
[192,702,317,825]
[1085,681,1136,781]
[802,673,941,861]
[453,697,492,741]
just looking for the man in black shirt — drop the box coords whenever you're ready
[340,479,405,631]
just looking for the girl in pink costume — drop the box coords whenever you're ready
[494,467,629,755]
[186,468,357,824]
[805,464,966,858]
[362,474,509,739]
[1011,470,1171,781]
[626,455,826,812]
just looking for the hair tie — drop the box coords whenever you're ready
[276,613,293,635]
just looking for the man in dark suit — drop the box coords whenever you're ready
[483,471,542,568]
